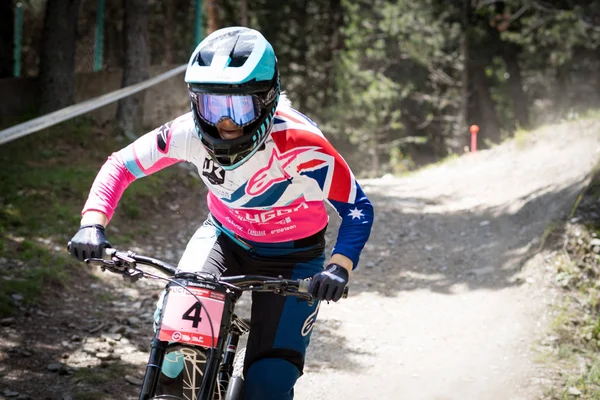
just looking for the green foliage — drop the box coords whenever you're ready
[73,393,108,400]
[0,118,101,239]
[0,117,187,236]
[548,357,600,399]
[9,0,600,175]
[11,0,600,175]
[72,362,133,399]
[389,147,415,174]
[580,109,600,120]
[543,166,600,398]
[0,117,197,316]
[329,0,462,173]
[0,239,73,317]
[499,3,600,124]
[514,125,534,149]
[73,363,130,385]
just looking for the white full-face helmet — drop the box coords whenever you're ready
[185,27,280,170]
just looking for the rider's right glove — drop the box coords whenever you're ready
[67,224,112,262]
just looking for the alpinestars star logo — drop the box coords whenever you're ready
[156,121,173,153]
[301,303,320,337]
[202,158,225,185]
[246,147,318,196]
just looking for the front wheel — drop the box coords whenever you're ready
[151,344,216,400]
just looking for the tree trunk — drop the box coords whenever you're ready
[458,0,471,147]
[502,44,529,129]
[471,61,502,145]
[321,0,342,109]
[206,0,220,34]
[39,0,82,113]
[295,0,309,111]
[0,0,13,78]
[104,0,124,70]
[555,65,570,120]
[240,0,248,27]
[164,0,174,64]
[116,0,149,139]
[369,131,380,178]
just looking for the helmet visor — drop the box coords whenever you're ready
[194,94,261,127]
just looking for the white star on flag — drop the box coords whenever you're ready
[348,207,364,220]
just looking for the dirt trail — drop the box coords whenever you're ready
[1,120,599,400]
[295,120,600,400]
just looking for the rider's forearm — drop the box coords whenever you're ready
[81,210,109,227]
[330,253,353,276]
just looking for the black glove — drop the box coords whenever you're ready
[67,224,111,262]
[308,263,349,302]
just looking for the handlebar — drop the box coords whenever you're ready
[85,248,348,301]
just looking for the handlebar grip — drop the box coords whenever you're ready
[342,285,349,299]
[298,279,310,293]
[103,247,117,259]
[297,279,350,299]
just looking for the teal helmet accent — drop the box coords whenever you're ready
[185,27,280,170]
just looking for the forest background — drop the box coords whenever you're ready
[1,0,600,177]
[2,3,600,397]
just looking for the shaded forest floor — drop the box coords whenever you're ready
[534,167,600,399]
[0,118,208,399]
[1,117,600,399]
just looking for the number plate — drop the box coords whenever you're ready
[158,285,225,348]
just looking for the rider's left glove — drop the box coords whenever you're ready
[67,224,112,262]
[308,263,349,302]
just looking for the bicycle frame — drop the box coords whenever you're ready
[86,248,343,400]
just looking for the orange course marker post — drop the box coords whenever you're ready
[469,124,479,152]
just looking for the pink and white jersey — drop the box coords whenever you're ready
[83,102,373,267]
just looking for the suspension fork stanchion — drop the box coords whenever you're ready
[198,343,224,399]
[139,337,168,400]
[198,292,235,399]
[219,331,240,387]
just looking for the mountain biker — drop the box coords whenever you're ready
[68,26,374,399]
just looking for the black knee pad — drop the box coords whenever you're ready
[243,348,304,377]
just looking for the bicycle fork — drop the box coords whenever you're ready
[222,316,250,400]
[219,333,239,385]
[137,335,225,400]
[222,332,245,400]
[138,294,247,399]
[139,337,168,400]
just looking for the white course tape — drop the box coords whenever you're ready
[0,64,187,145]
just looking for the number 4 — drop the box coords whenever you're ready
[182,302,202,328]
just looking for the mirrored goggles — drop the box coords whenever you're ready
[194,94,262,127]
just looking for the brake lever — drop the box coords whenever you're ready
[85,256,143,282]
[112,251,137,268]
[85,257,116,268]
[121,269,144,283]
